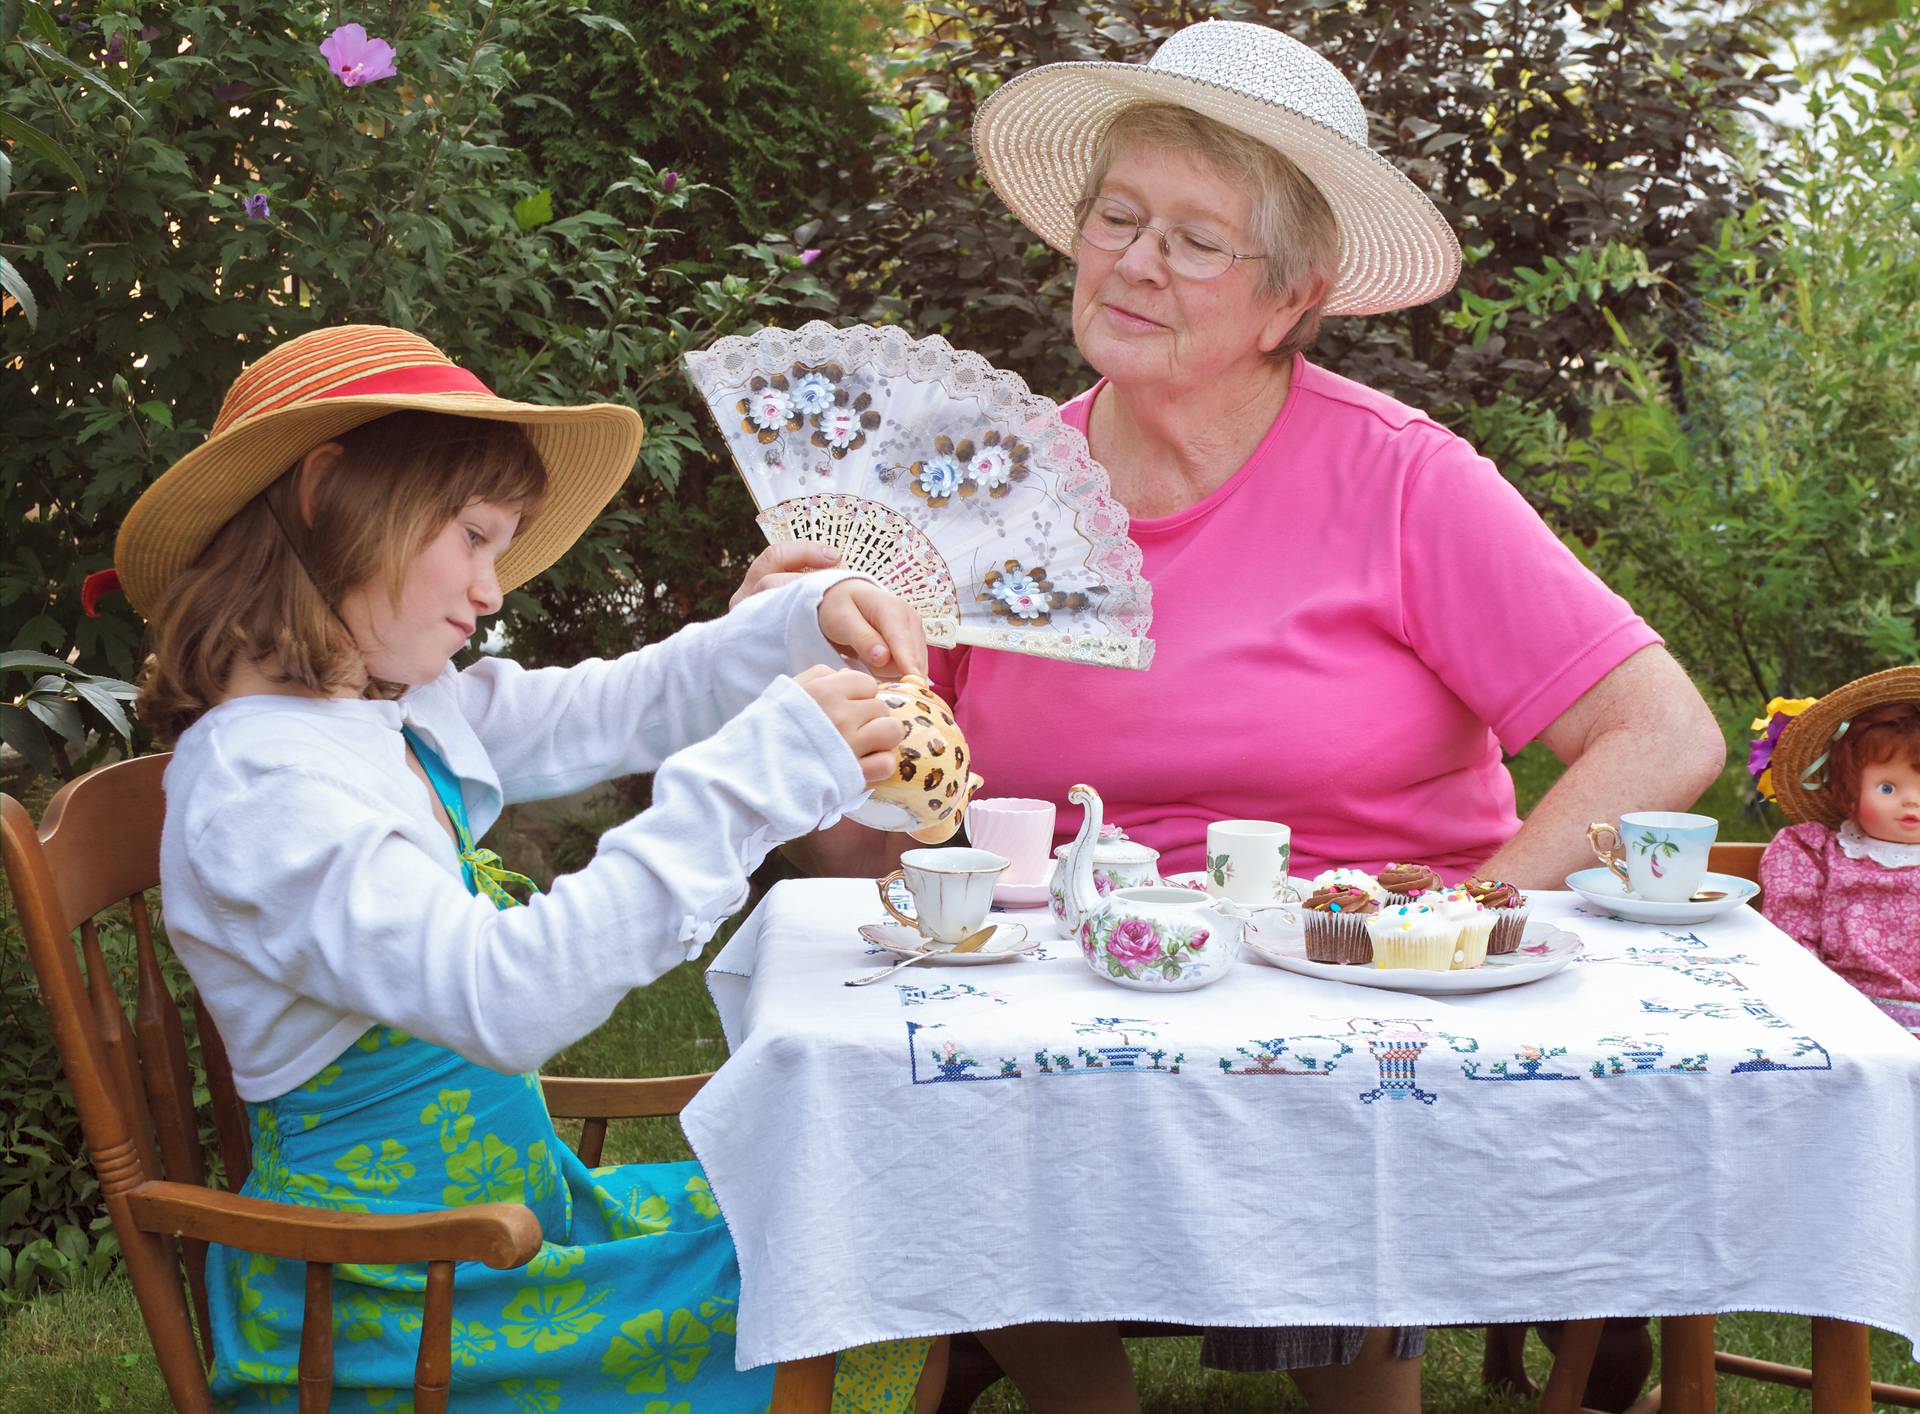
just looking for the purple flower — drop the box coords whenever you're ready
[244,192,272,221]
[103,33,124,63]
[799,247,822,266]
[1747,713,1788,780]
[320,23,398,88]
[1106,917,1163,969]
[212,80,254,104]
[661,170,679,194]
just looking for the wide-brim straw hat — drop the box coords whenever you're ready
[114,325,644,618]
[972,19,1461,317]
[1771,665,1920,827]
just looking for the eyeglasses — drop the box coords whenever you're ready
[1073,195,1267,281]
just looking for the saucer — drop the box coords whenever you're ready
[1243,921,1584,994]
[992,879,1053,908]
[1563,868,1759,925]
[856,922,1038,964]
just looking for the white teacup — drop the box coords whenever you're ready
[876,847,1009,945]
[1204,820,1296,907]
[966,798,1056,885]
[1588,811,1717,903]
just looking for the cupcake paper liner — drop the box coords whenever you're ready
[1304,910,1375,964]
[1485,906,1530,955]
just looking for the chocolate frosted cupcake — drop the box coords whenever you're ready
[1377,861,1444,905]
[1463,878,1530,954]
[1302,884,1379,964]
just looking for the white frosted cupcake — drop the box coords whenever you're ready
[1310,867,1389,905]
[1420,887,1493,969]
[1366,902,1459,971]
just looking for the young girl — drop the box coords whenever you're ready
[1752,666,1920,1036]
[115,325,939,1412]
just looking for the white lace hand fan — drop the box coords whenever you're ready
[684,321,1155,669]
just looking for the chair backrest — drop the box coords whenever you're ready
[2,753,245,1411]
[1709,840,1766,909]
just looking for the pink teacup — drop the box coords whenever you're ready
[966,798,1056,886]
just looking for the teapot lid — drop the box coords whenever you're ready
[1055,821,1159,866]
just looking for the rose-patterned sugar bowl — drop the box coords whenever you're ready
[1048,812,1160,931]
[1060,784,1241,991]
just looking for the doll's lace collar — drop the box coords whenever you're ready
[1838,818,1920,868]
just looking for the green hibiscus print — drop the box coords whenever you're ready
[601,1307,713,1394]
[335,1289,387,1343]
[363,1390,412,1412]
[525,1139,556,1203]
[500,1278,607,1353]
[234,1253,284,1354]
[683,1174,720,1219]
[501,1378,562,1413]
[335,1138,414,1193]
[419,1089,475,1154]
[527,1243,586,1279]
[355,1026,412,1052]
[449,1317,496,1367]
[698,1293,739,1337]
[297,1062,343,1093]
[223,1358,293,1399]
[443,1134,525,1206]
[606,1188,674,1238]
[641,1404,693,1414]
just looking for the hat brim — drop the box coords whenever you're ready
[972,61,1462,316]
[116,392,644,619]
[1771,665,1920,826]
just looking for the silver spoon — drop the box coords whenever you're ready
[845,924,996,987]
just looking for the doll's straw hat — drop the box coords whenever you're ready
[1771,665,1920,827]
[972,19,1461,317]
[113,325,644,618]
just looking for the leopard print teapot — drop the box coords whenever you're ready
[844,674,983,844]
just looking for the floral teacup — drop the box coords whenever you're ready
[1077,886,1242,992]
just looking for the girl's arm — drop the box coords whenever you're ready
[1759,823,1829,948]
[447,569,866,804]
[187,675,867,1077]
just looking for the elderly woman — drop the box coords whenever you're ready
[778,19,1725,1414]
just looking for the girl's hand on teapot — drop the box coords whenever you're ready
[729,540,841,608]
[817,579,929,679]
[794,665,910,783]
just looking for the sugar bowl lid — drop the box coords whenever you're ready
[1054,822,1159,866]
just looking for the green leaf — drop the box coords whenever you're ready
[0,703,55,775]
[0,649,70,673]
[0,111,87,195]
[0,147,11,203]
[68,676,132,740]
[512,187,553,230]
[134,399,174,430]
[18,0,56,43]
[0,0,21,43]
[22,691,83,744]
[573,13,633,40]
[0,256,35,327]
[18,42,144,118]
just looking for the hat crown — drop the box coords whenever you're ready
[213,325,463,436]
[1147,20,1367,146]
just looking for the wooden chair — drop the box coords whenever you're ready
[1708,840,1765,908]
[2,754,834,1414]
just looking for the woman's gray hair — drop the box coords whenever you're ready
[1078,102,1341,360]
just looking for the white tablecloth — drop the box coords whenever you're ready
[682,879,1920,1370]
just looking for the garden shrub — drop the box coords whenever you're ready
[1458,11,1920,712]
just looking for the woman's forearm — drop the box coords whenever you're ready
[780,815,914,879]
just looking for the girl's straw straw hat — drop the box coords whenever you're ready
[114,325,644,618]
[971,19,1461,317]
[1770,665,1920,827]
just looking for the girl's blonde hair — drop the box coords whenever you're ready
[138,412,548,741]
[1078,102,1342,360]
[1833,703,1920,809]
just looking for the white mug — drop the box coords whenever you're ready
[1204,820,1295,906]
[966,798,1056,885]
[876,847,1008,945]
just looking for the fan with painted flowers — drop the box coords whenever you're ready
[683,321,1155,669]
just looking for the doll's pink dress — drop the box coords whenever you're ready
[1761,819,1920,1035]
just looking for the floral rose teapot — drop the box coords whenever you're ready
[843,675,984,844]
[1060,784,1242,991]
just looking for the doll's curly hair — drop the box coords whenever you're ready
[1829,702,1920,810]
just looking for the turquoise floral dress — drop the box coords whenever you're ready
[207,732,927,1412]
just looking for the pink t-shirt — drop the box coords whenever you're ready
[932,356,1660,879]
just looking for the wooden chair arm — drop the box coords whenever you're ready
[541,1072,713,1120]
[124,1180,543,1269]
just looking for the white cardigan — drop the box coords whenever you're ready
[161,571,869,1101]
